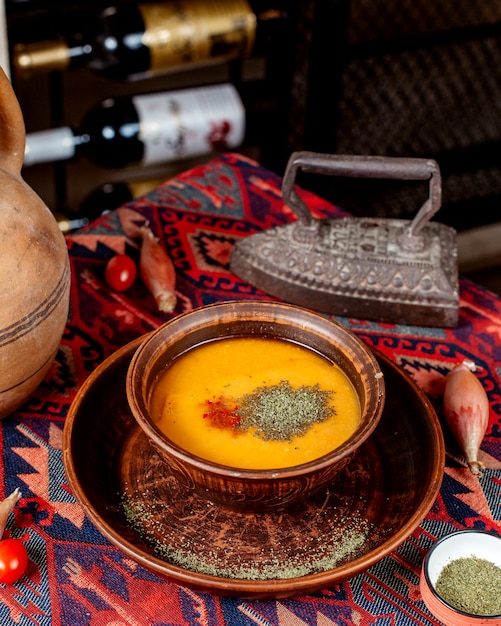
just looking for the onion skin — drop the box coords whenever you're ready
[443,361,490,475]
[138,225,177,313]
[0,489,21,540]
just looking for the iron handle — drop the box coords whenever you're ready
[282,151,442,236]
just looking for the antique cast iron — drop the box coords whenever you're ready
[230,152,459,327]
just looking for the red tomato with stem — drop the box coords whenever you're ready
[105,255,137,292]
[0,538,28,584]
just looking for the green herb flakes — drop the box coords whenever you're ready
[435,556,501,615]
[236,380,335,441]
[119,489,370,581]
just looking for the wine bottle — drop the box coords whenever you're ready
[12,0,288,81]
[81,178,166,214]
[13,34,94,76]
[55,213,92,234]
[7,3,101,61]
[54,177,165,233]
[24,82,255,169]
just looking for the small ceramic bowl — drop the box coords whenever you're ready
[126,300,385,511]
[421,530,501,625]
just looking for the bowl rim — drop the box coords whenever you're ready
[126,300,386,479]
[422,529,501,619]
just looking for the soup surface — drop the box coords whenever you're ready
[150,336,361,469]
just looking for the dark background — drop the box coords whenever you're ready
[6,0,501,291]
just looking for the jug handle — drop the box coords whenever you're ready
[0,66,26,177]
[282,151,442,236]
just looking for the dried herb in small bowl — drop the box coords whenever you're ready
[435,556,501,616]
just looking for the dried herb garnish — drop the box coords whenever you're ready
[120,486,370,581]
[200,381,335,441]
[236,381,335,441]
[435,555,501,615]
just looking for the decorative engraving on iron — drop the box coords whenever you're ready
[235,217,458,302]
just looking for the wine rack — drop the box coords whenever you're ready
[3,0,501,290]
[4,0,297,223]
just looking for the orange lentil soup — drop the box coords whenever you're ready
[150,337,361,469]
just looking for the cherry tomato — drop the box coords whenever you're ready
[0,538,28,584]
[105,254,137,292]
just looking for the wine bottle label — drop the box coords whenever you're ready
[24,127,76,166]
[133,84,246,165]
[140,0,256,75]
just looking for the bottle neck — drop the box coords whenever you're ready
[24,126,87,166]
[8,2,98,75]
[13,37,93,77]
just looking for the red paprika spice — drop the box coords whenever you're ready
[203,396,241,429]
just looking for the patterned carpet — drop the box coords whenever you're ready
[1,152,500,624]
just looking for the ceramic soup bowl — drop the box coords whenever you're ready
[126,300,385,511]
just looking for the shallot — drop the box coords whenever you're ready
[0,488,21,540]
[0,489,28,584]
[443,360,490,475]
[137,224,177,313]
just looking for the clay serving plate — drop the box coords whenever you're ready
[63,335,445,599]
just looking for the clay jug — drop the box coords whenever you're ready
[0,67,70,418]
